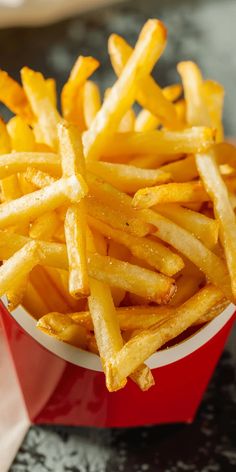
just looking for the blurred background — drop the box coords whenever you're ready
[1,0,236,471]
[0,0,236,134]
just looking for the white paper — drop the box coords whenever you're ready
[0,325,30,472]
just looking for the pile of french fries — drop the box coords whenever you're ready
[0,18,235,392]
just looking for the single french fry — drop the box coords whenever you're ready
[91,228,107,256]
[101,127,215,158]
[86,194,151,238]
[46,78,57,107]
[83,80,101,128]
[1,175,22,202]
[135,84,182,131]
[192,299,229,326]
[87,161,171,193]
[170,274,204,306]
[22,281,50,318]
[177,61,210,126]
[106,285,224,390]
[21,67,62,149]
[140,208,232,300]
[6,276,28,311]
[159,155,198,182]
[88,252,176,304]
[0,241,42,297]
[7,116,36,152]
[84,20,167,160]
[175,99,186,124]
[129,364,155,391]
[133,181,209,208]
[64,205,89,297]
[0,152,60,179]
[24,167,56,188]
[37,313,88,349]
[203,80,224,142]
[129,153,183,169]
[58,122,89,297]
[0,118,11,155]
[18,173,37,195]
[0,174,87,228]
[61,56,99,126]
[88,216,184,276]
[87,174,153,236]
[29,211,60,240]
[155,203,219,249]
[109,34,180,128]
[118,109,136,132]
[196,150,236,299]
[0,70,33,122]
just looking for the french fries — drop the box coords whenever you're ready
[84,20,167,160]
[133,181,209,208]
[106,284,224,390]
[0,18,234,393]
[196,150,236,298]
[0,152,60,179]
[101,127,215,158]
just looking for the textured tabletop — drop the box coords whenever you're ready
[1,0,235,470]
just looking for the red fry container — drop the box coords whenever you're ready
[0,300,235,428]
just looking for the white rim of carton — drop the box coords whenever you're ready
[4,301,235,372]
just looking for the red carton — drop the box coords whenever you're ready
[0,301,235,427]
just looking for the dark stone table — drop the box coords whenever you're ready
[0,0,235,469]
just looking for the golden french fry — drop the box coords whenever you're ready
[83,80,101,128]
[18,173,37,195]
[118,109,136,132]
[129,153,182,169]
[61,56,99,127]
[102,127,215,158]
[22,281,49,318]
[177,61,210,126]
[0,118,11,155]
[135,84,182,131]
[91,228,107,256]
[0,70,33,122]
[64,205,89,297]
[159,155,198,182]
[88,216,184,276]
[30,265,71,313]
[87,173,153,236]
[86,195,151,238]
[29,211,60,240]
[106,285,224,390]
[6,276,28,311]
[170,274,204,306]
[1,175,22,202]
[0,241,42,297]
[133,181,209,208]
[155,203,219,249]
[196,150,236,299]
[87,161,171,193]
[129,364,155,391]
[84,20,167,160]
[0,152,60,179]
[46,78,57,107]
[21,67,62,149]
[140,208,232,300]
[109,34,179,128]
[0,174,88,228]
[203,80,224,142]
[37,313,88,349]
[24,167,56,188]
[7,116,36,152]
[88,252,176,304]
[58,122,89,297]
